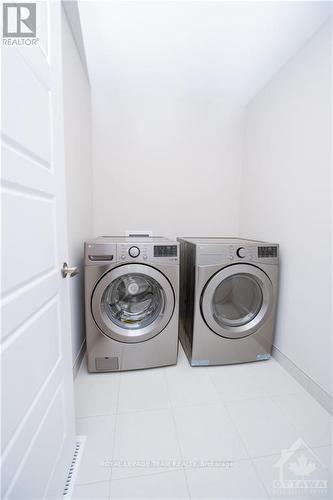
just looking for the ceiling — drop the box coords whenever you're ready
[78,1,332,104]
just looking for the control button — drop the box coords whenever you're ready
[128,246,140,258]
[236,247,246,258]
[143,255,148,260]
[121,254,126,260]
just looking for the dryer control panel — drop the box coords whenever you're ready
[196,242,278,266]
[228,244,278,264]
[228,245,257,262]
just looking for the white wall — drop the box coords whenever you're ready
[92,91,243,238]
[239,21,332,396]
[62,9,93,369]
[89,14,331,399]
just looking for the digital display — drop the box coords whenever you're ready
[154,245,177,257]
[258,246,278,258]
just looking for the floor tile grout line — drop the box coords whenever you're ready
[249,458,273,500]
[77,400,262,420]
[74,479,110,487]
[205,359,269,403]
[74,371,121,495]
[224,393,320,458]
[76,413,118,419]
[108,371,122,496]
[255,457,277,498]
[270,389,333,420]
[222,394,272,498]
[169,410,192,499]
[207,366,307,402]
[109,369,182,492]
[74,367,116,489]
[115,366,173,414]
[267,394,331,449]
[164,346,192,499]
[107,466,191,483]
[219,395,251,459]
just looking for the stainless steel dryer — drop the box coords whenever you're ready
[84,237,179,372]
[178,237,279,366]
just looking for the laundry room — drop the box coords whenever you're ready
[1,1,332,499]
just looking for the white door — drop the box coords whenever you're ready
[1,1,76,498]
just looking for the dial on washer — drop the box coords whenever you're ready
[236,247,246,258]
[128,246,140,258]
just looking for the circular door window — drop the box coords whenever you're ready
[92,264,175,343]
[212,274,263,328]
[201,264,273,339]
[103,274,165,329]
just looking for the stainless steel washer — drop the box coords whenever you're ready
[178,237,279,366]
[84,236,179,372]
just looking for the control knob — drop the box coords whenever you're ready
[236,247,246,258]
[128,246,140,258]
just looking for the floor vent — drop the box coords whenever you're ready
[63,436,86,498]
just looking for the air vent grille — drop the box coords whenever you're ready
[63,436,86,498]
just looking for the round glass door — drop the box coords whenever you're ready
[102,274,165,330]
[212,274,263,328]
[92,264,175,343]
[201,264,273,339]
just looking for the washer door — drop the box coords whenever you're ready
[91,264,175,343]
[201,264,273,339]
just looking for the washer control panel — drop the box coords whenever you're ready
[117,243,178,263]
[154,245,177,258]
[85,239,179,265]
[118,243,150,262]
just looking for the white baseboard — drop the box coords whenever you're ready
[73,340,86,379]
[272,345,333,415]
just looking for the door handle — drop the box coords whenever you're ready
[62,262,79,278]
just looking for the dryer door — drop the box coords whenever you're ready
[91,264,175,343]
[201,264,273,339]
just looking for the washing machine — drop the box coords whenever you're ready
[178,237,279,366]
[84,236,179,372]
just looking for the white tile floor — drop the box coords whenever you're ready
[73,345,332,499]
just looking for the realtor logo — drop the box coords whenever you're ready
[273,438,328,493]
[3,3,36,37]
